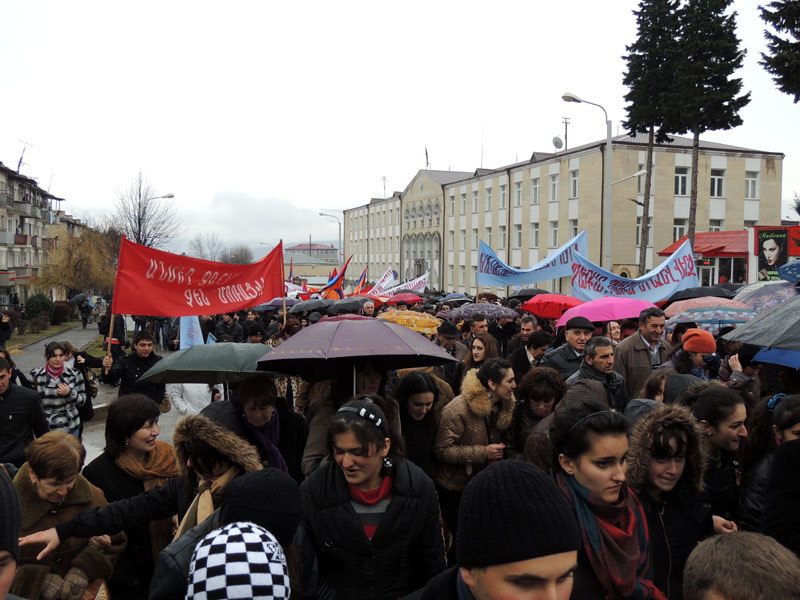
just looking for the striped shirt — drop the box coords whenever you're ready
[349,475,393,540]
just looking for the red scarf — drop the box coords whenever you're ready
[349,475,393,540]
[45,363,65,379]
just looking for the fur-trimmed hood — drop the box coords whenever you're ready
[460,368,515,432]
[627,404,707,495]
[173,413,263,482]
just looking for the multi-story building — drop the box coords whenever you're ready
[343,192,402,288]
[285,242,337,261]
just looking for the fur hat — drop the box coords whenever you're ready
[682,329,716,353]
[186,522,290,599]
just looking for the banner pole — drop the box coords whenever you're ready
[280,240,287,327]
[104,313,115,375]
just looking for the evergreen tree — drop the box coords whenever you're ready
[760,0,800,103]
[664,0,751,250]
[622,0,680,276]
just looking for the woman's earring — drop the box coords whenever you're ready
[124,439,130,446]
[383,456,393,468]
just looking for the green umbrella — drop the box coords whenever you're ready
[139,343,273,385]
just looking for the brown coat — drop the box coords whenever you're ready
[433,369,515,492]
[614,332,672,400]
[12,464,127,600]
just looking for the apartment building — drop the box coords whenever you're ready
[343,192,402,288]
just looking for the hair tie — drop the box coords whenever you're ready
[568,410,615,434]
[337,402,388,436]
[767,393,787,413]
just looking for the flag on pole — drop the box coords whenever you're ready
[425,147,429,169]
[354,267,368,294]
[288,258,294,281]
[319,256,352,300]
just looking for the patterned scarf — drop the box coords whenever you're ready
[556,473,666,600]
[244,411,288,473]
[45,363,64,379]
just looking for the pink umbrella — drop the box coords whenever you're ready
[664,297,751,318]
[556,297,657,327]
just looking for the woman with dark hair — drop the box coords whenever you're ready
[660,329,716,381]
[82,394,179,600]
[627,405,714,599]
[0,346,33,389]
[394,371,440,478]
[668,322,696,346]
[433,357,515,558]
[738,394,800,532]
[680,382,747,522]
[757,234,787,280]
[301,396,445,598]
[551,397,666,599]
[505,366,565,457]
[452,331,499,395]
[30,342,86,436]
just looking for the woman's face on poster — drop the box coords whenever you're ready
[763,238,781,265]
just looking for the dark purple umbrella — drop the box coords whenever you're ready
[256,317,458,381]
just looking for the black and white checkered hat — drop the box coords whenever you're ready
[185,521,290,599]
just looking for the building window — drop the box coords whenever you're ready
[485,226,493,247]
[514,181,522,207]
[674,167,688,196]
[514,224,522,248]
[448,265,454,285]
[461,229,466,248]
[460,193,467,214]
[570,219,578,238]
[449,194,455,213]
[744,220,758,228]
[709,219,724,232]
[710,169,725,198]
[471,266,477,286]
[460,265,466,285]
[673,219,687,242]
[745,171,759,200]
[637,163,645,194]
[500,184,507,208]
[485,188,492,211]
[636,217,653,246]
[531,178,540,205]
[550,174,559,202]
[530,223,540,247]
[472,228,478,247]
[550,221,558,247]
[472,191,479,213]
[569,170,579,199]
[499,225,507,247]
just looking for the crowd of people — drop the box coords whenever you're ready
[2,296,800,599]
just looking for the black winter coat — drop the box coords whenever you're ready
[703,451,740,521]
[301,458,446,599]
[762,438,800,556]
[738,453,773,532]
[102,351,165,405]
[639,489,713,600]
[566,361,629,412]
[402,566,459,600]
[539,343,583,380]
[0,384,48,467]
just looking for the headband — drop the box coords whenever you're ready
[568,410,616,434]
[337,401,388,437]
[767,393,787,413]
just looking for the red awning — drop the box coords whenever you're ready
[659,231,748,257]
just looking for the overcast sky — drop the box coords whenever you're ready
[1,1,796,259]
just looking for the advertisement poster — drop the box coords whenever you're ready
[756,228,789,281]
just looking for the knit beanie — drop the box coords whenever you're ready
[682,328,716,353]
[664,373,701,405]
[186,522,289,599]
[0,468,20,562]
[456,460,580,567]
[220,469,302,548]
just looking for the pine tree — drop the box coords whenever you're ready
[664,0,751,250]
[760,0,800,103]
[622,0,680,276]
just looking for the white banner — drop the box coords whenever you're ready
[371,267,397,293]
[382,272,430,298]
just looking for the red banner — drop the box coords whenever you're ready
[111,237,284,316]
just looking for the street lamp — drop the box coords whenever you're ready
[612,169,647,186]
[151,193,175,200]
[563,92,613,270]
[319,211,342,263]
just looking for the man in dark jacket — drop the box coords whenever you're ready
[539,316,594,380]
[213,313,244,342]
[404,460,580,600]
[0,358,48,467]
[510,330,552,383]
[566,336,629,412]
[101,332,165,405]
[432,321,467,390]
[614,307,672,399]
[505,315,538,357]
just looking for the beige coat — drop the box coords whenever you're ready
[433,369,515,492]
[614,332,673,400]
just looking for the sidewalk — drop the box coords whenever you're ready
[12,322,105,375]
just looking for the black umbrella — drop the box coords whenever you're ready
[723,294,800,350]
[69,293,88,305]
[509,288,550,300]
[288,298,333,314]
[668,286,734,302]
[328,297,368,315]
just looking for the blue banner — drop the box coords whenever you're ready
[570,240,699,302]
[477,231,588,287]
[180,316,205,349]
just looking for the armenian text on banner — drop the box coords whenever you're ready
[382,272,429,298]
[112,237,285,317]
[371,267,397,293]
[478,231,588,287]
[571,239,698,302]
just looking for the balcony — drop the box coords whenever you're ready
[42,238,56,250]
[14,234,27,245]
[30,206,42,218]
[0,232,14,246]
[31,235,39,248]
[11,201,32,216]
[0,193,13,209]
[0,271,12,286]
[14,267,35,277]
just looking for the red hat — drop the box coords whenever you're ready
[682,328,716,353]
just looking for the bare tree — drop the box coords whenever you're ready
[111,171,180,248]
[189,232,223,261]
[219,244,254,264]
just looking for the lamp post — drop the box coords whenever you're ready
[562,92,613,270]
[319,211,342,263]
[151,193,175,200]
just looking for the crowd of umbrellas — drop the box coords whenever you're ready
[137,277,800,393]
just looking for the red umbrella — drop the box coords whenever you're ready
[388,292,424,305]
[352,292,387,306]
[521,294,583,319]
